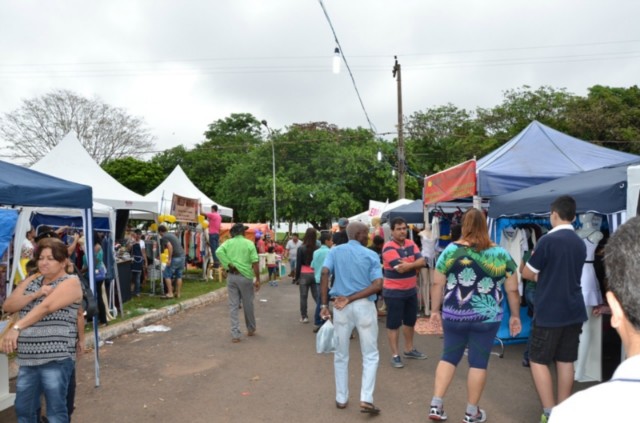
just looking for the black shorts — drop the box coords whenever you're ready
[384,294,418,329]
[529,323,582,365]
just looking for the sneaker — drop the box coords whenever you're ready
[462,408,486,423]
[428,405,448,421]
[300,317,309,323]
[522,357,530,367]
[404,348,427,360]
[539,413,549,423]
[390,355,404,368]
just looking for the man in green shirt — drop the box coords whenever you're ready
[216,223,261,343]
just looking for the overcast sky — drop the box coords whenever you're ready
[1,0,639,158]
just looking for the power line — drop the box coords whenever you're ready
[317,0,377,134]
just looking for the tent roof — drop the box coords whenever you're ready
[0,160,92,208]
[144,165,233,218]
[382,199,424,223]
[488,160,640,218]
[477,121,639,197]
[31,132,157,212]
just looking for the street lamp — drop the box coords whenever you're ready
[261,120,277,236]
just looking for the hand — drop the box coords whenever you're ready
[253,278,261,292]
[77,339,85,357]
[430,310,442,325]
[394,261,409,273]
[333,296,349,310]
[593,305,611,316]
[320,307,331,320]
[509,316,522,337]
[1,329,19,354]
[39,285,54,297]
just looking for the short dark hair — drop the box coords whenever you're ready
[605,216,640,331]
[319,231,332,245]
[212,205,218,212]
[550,195,577,222]
[134,229,142,235]
[158,225,168,234]
[390,217,407,230]
[372,235,384,246]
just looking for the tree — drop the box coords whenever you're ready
[0,89,156,165]
[565,85,640,154]
[475,85,576,142]
[405,104,495,176]
[102,157,165,195]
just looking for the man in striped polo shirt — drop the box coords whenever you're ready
[382,217,427,368]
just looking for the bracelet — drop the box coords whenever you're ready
[320,304,328,309]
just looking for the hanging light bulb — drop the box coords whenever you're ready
[377,150,382,162]
[392,169,396,177]
[332,47,341,74]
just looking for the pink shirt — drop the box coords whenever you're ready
[205,211,221,235]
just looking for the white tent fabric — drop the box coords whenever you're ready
[142,165,233,217]
[31,132,157,212]
[348,199,414,225]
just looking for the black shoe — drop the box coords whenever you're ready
[522,357,530,367]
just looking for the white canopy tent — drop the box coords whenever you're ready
[348,199,415,225]
[139,165,233,218]
[31,132,157,212]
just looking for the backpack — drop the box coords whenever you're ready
[72,265,99,320]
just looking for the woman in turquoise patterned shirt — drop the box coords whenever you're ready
[427,208,521,423]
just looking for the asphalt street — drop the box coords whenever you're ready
[0,275,576,423]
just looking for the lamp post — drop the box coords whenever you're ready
[261,120,277,236]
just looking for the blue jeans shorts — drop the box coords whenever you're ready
[441,320,501,369]
[163,256,185,279]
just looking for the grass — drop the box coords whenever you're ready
[85,268,226,330]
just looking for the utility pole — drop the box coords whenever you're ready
[393,55,405,199]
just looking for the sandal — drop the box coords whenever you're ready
[336,401,348,409]
[360,402,381,415]
[161,294,174,299]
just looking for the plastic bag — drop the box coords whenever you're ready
[316,319,336,354]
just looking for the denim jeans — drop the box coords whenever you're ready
[523,282,536,361]
[313,284,324,326]
[298,273,317,318]
[132,270,142,295]
[333,298,379,404]
[209,233,220,265]
[16,358,75,423]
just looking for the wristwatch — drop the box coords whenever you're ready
[12,325,21,333]
[320,304,328,309]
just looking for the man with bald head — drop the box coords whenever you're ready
[320,221,384,415]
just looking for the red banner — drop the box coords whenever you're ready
[424,160,477,204]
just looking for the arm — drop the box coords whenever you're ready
[2,273,45,313]
[396,256,426,273]
[430,270,446,324]
[295,247,304,280]
[319,267,332,319]
[2,278,82,354]
[521,263,538,282]
[333,278,383,310]
[504,273,522,337]
[166,241,174,264]
[252,262,260,292]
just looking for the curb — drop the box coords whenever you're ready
[8,287,229,379]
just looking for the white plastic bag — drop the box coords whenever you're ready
[316,319,336,354]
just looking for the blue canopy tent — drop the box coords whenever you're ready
[0,160,102,387]
[381,199,424,223]
[477,121,639,197]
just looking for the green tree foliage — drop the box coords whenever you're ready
[565,85,640,154]
[216,122,396,229]
[405,104,496,176]
[475,85,576,141]
[102,157,165,195]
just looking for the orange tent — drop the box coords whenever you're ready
[219,223,273,243]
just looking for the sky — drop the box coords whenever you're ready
[1,0,639,159]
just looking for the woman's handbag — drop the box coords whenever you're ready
[316,319,336,354]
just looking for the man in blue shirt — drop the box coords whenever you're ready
[522,195,587,423]
[320,221,383,415]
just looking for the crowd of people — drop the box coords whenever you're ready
[5,194,640,421]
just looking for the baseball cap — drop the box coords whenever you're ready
[338,217,349,228]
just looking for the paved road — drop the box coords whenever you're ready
[1,277,556,423]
